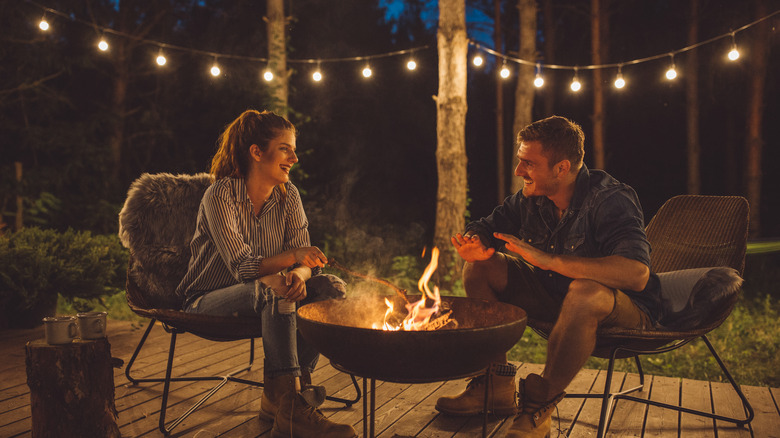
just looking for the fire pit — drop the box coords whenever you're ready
[297,295,527,383]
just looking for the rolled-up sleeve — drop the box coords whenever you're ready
[593,190,651,267]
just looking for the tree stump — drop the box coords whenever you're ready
[25,338,120,438]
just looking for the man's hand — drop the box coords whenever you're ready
[291,246,327,268]
[494,232,553,270]
[451,232,495,262]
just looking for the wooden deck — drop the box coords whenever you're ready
[1,319,778,437]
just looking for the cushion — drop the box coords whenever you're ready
[657,267,742,331]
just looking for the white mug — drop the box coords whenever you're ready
[43,316,78,345]
[77,311,107,339]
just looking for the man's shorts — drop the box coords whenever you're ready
[496,253,652,330]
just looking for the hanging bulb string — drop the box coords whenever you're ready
[26,0,430,66]
[470,8,779,72]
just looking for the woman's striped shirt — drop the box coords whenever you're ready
[176,177,311,307]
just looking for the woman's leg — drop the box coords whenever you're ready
[183,282,300,378]
[296,274,347,374]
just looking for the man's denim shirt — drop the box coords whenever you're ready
[466,165,663,323]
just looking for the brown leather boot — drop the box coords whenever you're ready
[272,390,357,438]
[506,373,565,438]
[259,373,299,421]
[435,363,518,416]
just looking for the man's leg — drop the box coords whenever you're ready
[542,279,614,396]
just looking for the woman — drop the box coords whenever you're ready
[176,109,356,438]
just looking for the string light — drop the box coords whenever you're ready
[263,69,274,81]
[156,49,167,66]
[665,55,677,80]
[38,16,49,31]
[312,62,323,82]
[362,64,372,78]
[499,61,510,79]
[210,58,221,77]
[727,33,740,61]
[406,58,417,71]
[533,63,544,88]
[614,65,626,89]
[570,68,582,92]
[97,35,109,52]
[472,54,484,67]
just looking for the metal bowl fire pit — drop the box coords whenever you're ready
[297,295,526,383]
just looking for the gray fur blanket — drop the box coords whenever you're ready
[118,172,212,309]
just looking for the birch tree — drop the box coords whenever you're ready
[266,0,289,116]
[434,0,468,288]
[512,0,537,194]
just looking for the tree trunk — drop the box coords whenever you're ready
[686,0,701,194]
[745,0,769,237]
[512,0,537,194]
[26,339,119,438]
[108,2,130,187]
[590,0,608,170]
[434,0,468,290]
[266,0,289,116]
[15,161,22,230]
[542,0,555,117]
[495,0,506,203]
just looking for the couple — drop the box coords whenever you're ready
[177,110,662,438]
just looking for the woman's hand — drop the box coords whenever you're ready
[291,246,328,268]
[260,271,307,302]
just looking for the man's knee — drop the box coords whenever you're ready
[561,279,614,319]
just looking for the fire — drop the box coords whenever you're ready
[380,247,441,331]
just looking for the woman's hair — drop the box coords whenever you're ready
[517,115,585,169]
[209,109,296,180]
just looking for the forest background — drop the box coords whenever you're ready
[1,0,779,384]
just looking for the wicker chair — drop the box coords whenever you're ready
[528,195,754,437]
[118,172,360,435]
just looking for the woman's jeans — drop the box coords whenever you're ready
[183,274,346,378]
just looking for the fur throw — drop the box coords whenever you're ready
[658,267,743,331]
[118,172,212,309]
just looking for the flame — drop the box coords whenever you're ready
[381,247,441,331]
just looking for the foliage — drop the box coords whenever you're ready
[0,227,129,328]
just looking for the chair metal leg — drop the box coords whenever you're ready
[126,319,362,435]
[571,335,755,438]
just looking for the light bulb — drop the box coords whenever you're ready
[362,66,372,78]
[473,55,484,67]
[500,65,510,79]
[614,71,625,89]
[570,79,582,92]
[39,19,49,31]
[407,59,417,71]
[210,65,221,76]
[312,70,322,82]
[534,74,544,88]
[665,66,677,80]
[263,70,274,81]
[728,47,740,61]
[98,39,109,52]
[156,54,167,66]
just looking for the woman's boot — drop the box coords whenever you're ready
[259,373,298,421]
[272,384,357,438]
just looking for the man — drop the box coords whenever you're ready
[435,116,662,437]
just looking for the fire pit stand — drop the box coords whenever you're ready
[297,296,527,438]
[332,363,492,438]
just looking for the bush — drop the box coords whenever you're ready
[0,227,128,328]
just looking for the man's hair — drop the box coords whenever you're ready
[517,115,584,168]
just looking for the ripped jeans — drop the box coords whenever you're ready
[183,274,347,378]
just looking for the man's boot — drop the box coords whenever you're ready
[506,373,566,438]
[259,373,298,421]
[435,363,517,416]
[272,389,357,438]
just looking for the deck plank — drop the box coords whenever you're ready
[1,319,777,437]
